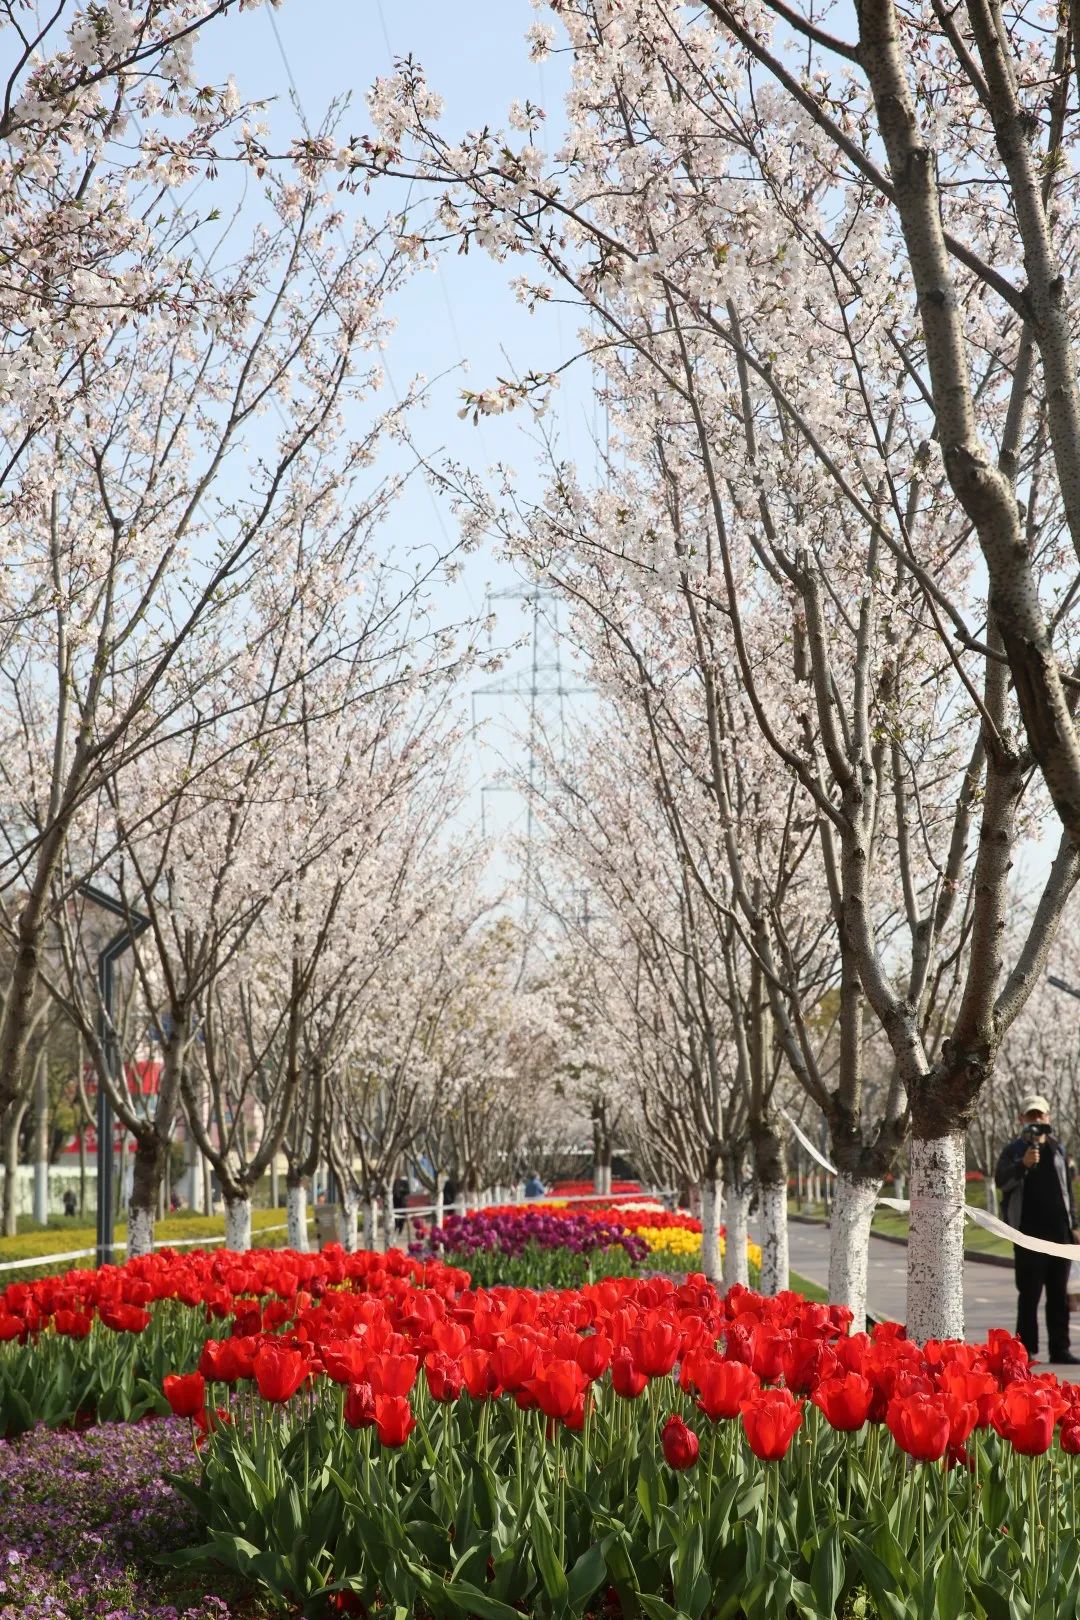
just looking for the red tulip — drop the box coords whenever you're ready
[1060,1419,1080,1455]
[198,1335,257,1384]
[886,1393,951,1462]
[460,1347,498,1399]
[740,1388,804,1460]
[749,1329,790,1384]
[722,1322,754,1366]
[780,1336,838,1394]
[833,1333,871,1376]
[576,1333,613,1380]
[611,1350,648,1400]
[344,1381,377,1429]
[424,1352,464,1403]
[527,1358,589,1422]
[694,1358,759,1421]
[321,1339,371,1384]
[661,1413,699,1469]
[811,1373,874,1432]
[490,1337,541,1391]
[374,1393,416,1448]
[253,1342,308,1404]
[628,1313,681,1377]
[991,1386,1056,1456]
[52,1310,92,1339]
[163,1372,206,1418]
[936,1368,998,1427]
[941,1392,979,1450]
[98,1301,151,1334]
[367,1352,418,1398]
[430,1319,469,1357]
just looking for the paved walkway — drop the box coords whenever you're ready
[776,1219,1080,1378]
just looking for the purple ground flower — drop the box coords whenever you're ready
[0,1417,252,1619]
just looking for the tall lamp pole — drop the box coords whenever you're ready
[78,883,150,1267]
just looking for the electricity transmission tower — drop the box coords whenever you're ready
[472,585,588,928]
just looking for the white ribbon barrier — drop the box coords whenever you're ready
[780,1108,1080,1263]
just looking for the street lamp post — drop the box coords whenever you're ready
[78,883,150,1267]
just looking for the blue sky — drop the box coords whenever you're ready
[192,0,594,885]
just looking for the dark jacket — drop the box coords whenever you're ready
[994,1135,1077,1234]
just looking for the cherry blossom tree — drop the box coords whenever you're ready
[354,3,1080,1339]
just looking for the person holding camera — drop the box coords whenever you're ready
[995,1094,1080,1365]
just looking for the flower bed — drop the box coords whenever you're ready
[547,1180,643,1196]
[446,1199,763,1275]
[0,1415,252,1619]
[414,1209,650,1287]
[7,1244,1080,1618]
[0,1246,466,1435]
[160,1273,1080,1619]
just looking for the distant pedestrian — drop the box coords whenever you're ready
[393,1176,411,1234]
[524,1170,546,1199]
[62,1189,77,1218]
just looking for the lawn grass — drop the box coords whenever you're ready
[0,1206,306,1269]
[788,1266,828,1303]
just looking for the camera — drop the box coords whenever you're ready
[1023,1121,1052,1144]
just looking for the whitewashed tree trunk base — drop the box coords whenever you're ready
[127,1204,155,1258]
[828,1172,880,1331]
[338,1190,359,1253]
[363,1198,378,1251]
[700,1174,723,1283]
[225,1197,252,1252]
[722,1187,750,1289]
[907,1131,966,1343]
[758,1180,789,1295]
[287,1184,309,1252]
[434,1188,445,1229]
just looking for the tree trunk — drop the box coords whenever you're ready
[127,1134,163,1257]
[339,1185,359,1252]
[751,1118,789,1295]
[225,1196,252,1252]
[434,1181,445,1229]
[32,1055,48,1225]
[2,1102,27,1238]
[906,1130,967,1343]
[286,1177,308,1251]
[828,1172,880,1332]
[363,1195,378,1250]
[758,1179,790,1296]
[722,1181,750,1289]
[699,1165,723,1283]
